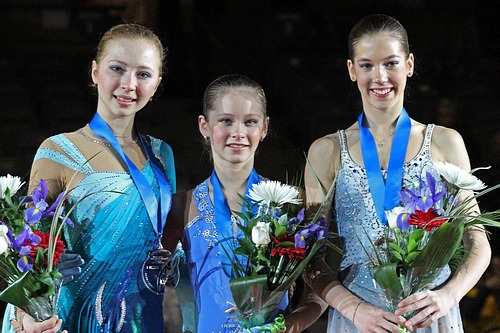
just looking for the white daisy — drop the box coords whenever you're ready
[248,180,302,208]
[0,174,25,199]
[434,161,486,191]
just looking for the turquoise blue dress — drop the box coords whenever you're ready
[2,133,176,333]
[328,124,464,332]
[184,176,288,333]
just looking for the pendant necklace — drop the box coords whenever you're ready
[374,131,395,148]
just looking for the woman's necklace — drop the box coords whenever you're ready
[79,128,138,149]
[374,131,395,148]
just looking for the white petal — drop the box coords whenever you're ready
[434,161,486,191]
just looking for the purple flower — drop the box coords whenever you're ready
[5,225,41,272]
[396,212,411,230]
[288,208,305,226]
[295,219,330,248]
[386,207,411,230]
[399,172,446,213]
[25,180,51,223]
[25,181,73,227]
[17,245,33,272]
[8,225,41,252]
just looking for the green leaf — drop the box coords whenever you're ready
[256,252,270,264]
[388,242,405,255]
[373,262,402,299]
[35,247,45,269]
[391,251,403,261]
[274,241,294,248]
[406,250,420,264]
[277,214,288,226]
[407,238,418,254]
[409,228,424,243]
[274,221,287,238]
[412,221,464,272]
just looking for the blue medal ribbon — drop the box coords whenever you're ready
[210,168,260,278]
[89,112,171,242]
[357,108,411,225]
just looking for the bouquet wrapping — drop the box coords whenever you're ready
[226,180,334,331]
[363,162,500,331]
[0,175,74,321]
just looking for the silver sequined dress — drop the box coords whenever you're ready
[328,124,464,333]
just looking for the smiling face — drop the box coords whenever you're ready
[348,32,414,114]
[199,89,269,167]
[91,38,162,120]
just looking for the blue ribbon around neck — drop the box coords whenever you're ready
[210,168,260,278]
[357,108,411,225]
[89,112,171,242]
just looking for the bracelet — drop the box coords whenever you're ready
[352,301,362,327]
[10,307,26,333]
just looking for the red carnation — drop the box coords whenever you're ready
[28,230,65,268]
[408,208,448,232]
[271,246,306,260]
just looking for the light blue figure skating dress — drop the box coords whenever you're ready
[328,125,464,333]
[184,173,288,333]
[3,133,176,333]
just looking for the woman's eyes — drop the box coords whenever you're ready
[219,119,259,126]
[108,66,152,79]
[358,61,399,70]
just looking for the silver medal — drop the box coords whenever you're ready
[141,247,172,295]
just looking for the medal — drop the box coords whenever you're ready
[141,244,172,295]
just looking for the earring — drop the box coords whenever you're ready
[408,71,413,77]
[150,97,154,102]
[204,136,209,141]
[351,76,356,82]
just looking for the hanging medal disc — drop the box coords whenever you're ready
[141,248,172,295]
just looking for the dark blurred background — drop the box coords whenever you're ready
[1,0,499,331]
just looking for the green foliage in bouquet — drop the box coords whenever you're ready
[363,162,500,325]
[223,180,337,329]
[0,170,101,321]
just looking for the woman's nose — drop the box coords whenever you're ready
[231,124,245,138]
[374,66,388,83]
[231,131,245,139]
[121,74,137,91]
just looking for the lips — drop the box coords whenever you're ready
[371,87,393,97]
[115,95,136,103]
[227,143,248,150]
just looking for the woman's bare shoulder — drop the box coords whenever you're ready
[309,132,340,157]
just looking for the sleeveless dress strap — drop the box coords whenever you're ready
[34,134,93,174]
[192,180,207,206]
[147,135,176,193]
[337,129,350,162]
[423,124,435,146]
